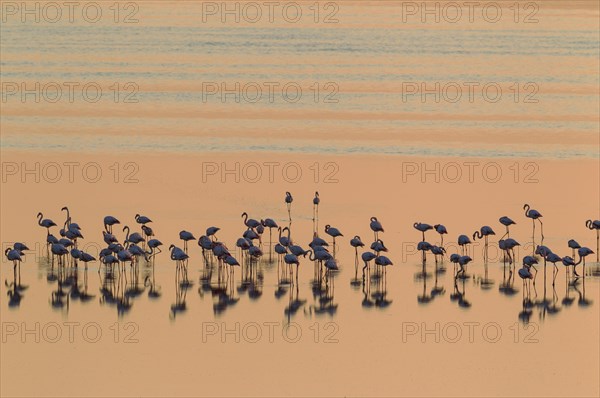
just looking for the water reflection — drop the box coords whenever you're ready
[6,260,26,308]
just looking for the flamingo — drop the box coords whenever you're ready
[431,245,445,264]
[248,245,263,262]
[129,244,149,264]
[4,247,22,270]
[562,256,575,278]
[456,255,472,278]
[179,230,196,253]
[169,245,189,278]
[568,239,581,260]
[586,219,600,262]
[449,253,460,274]
[414,222,433,241]
[13,242,29,253]
[79,252,96,269]
[375,255,393,281]
[223,255,240,279]
[283,253,300,284]
[103,230,118,245]
[361,251,377,282]
[499,216,515,239]
[61,206,72,227]
[523,204,543,250]
[288,243,309,257]
[313,192,320,231]
[545,252,562,285]
[236,237,251,259]
[37,212,57,236]
[370,217,384,240]
[117,245,134,271]
[261,219,278,246]
[473,226,495,262]
[417,241,432,263]
[70,247,82,266]
[123,226,144,245]
[241,212,260,229]
[350,235,365,277]
[518,264,534,298]
[573,247,594,277]
[274,243,288,264]
[278,227,291,247]
[523,255,539,283]
[147,239,163,259]
[103,216,120,233]
[457,235,471,256]
[370,239,388,255]
[324,258,339,281]
[325,225,343,253]
[310,233,328,248]
[350,236,365,251]
[285,192,293,223]
[433,224,447,246]
[50,243,69,266]
[142,225,154,241]
[198,235,214,255]
[206,226,220,241]
[102,253,119,270]
[243,228,259,242]
[135,214,152,224]
[499,238,520,265]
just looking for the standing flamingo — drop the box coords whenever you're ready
[456,255,472,279]
[179,230,196,253]
[103,216,120,233]
[586,219,600,262]
[361,251,377,282]
[350,236,365,277]
[283,253,300,284]
[518,264,534,299]
[562,256,575,278]
[573,247,594,277]
[473,226,495,262]
[568,239,581,260]
[524,204,543,251]
[5,247,22,270]
[499,216,516,239]
[417,241,432,263]
[434,224,447,246]
[431,245,445,264]
[457,235,471,256]
[278,227,291,247]
[375,255,393,280]
[261,219,278,246]
[285,192,293,224]
[414,222,433,241]
[206,226,220,241]
[325,225,343,254]
[545,252,562,285]
[499,238,520,266]
[37,212,57,236]
[313,192,320,231]
[241,212,260,229]
[370,217,384,240]
[523,255,539,283]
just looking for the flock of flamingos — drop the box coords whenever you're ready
[4,191,600,312]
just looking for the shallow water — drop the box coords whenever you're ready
[2,181,599,397]
[2,1,599,158]
[1,1,600,396]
